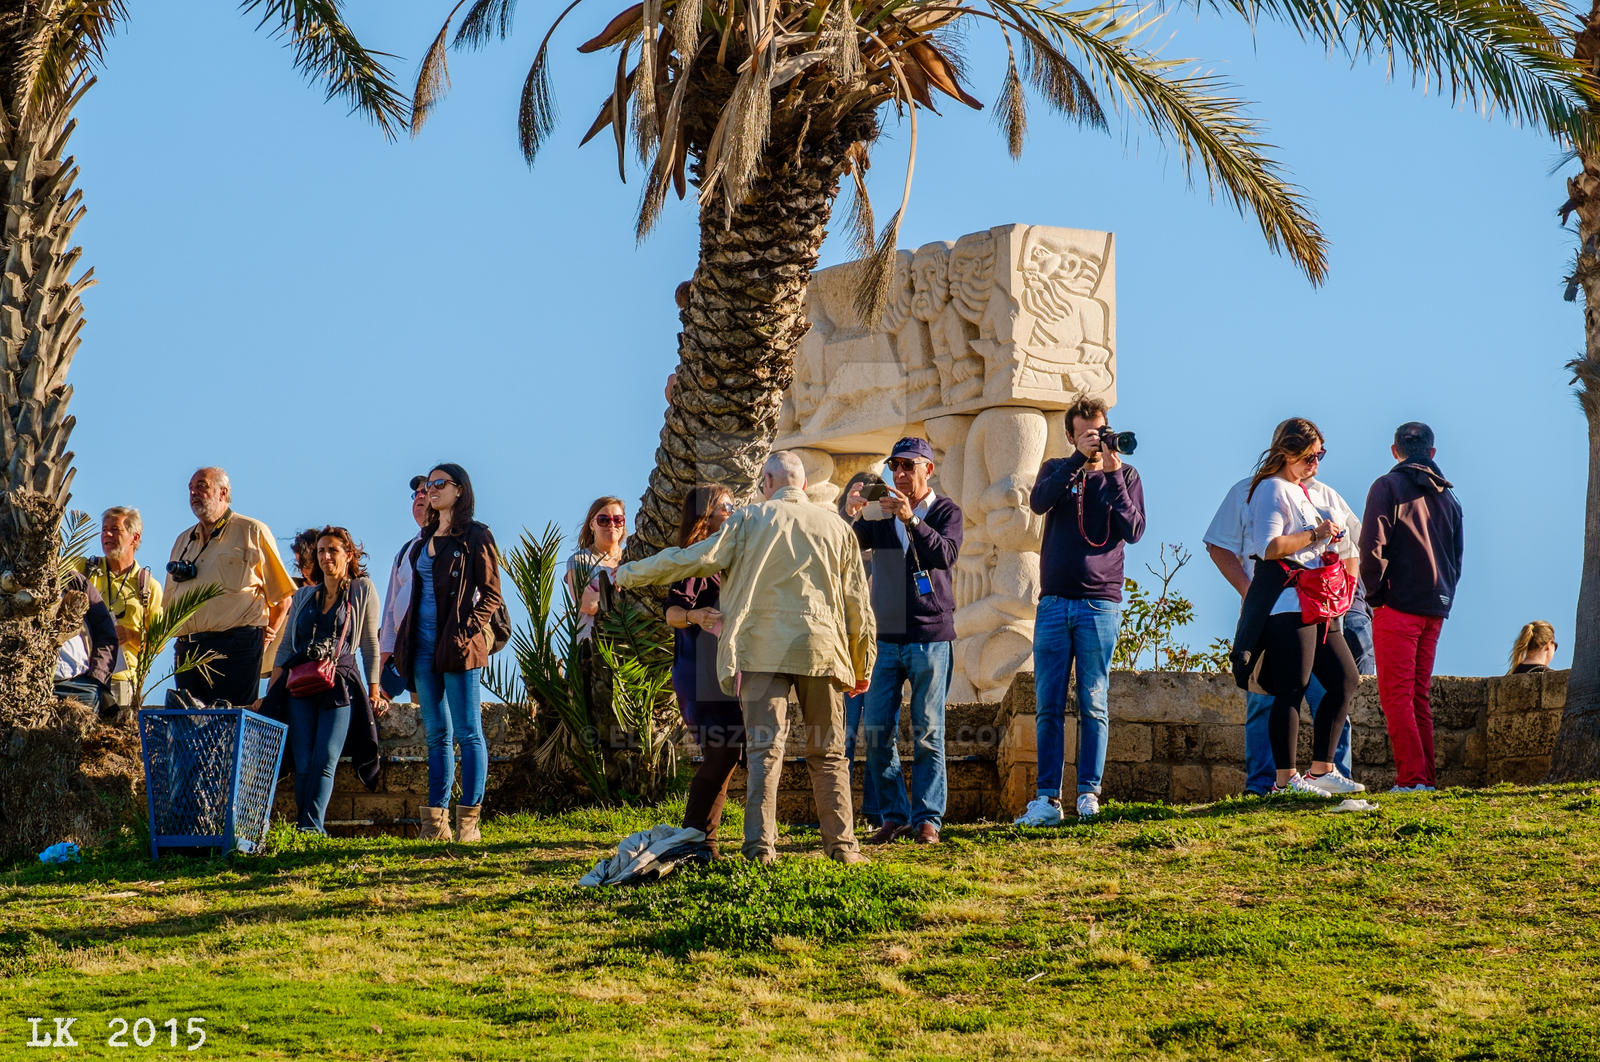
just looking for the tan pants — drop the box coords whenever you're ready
[739,672,859,861]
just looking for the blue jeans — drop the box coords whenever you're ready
[843,691,879,823]
[864,641,952,829]
[1345,606,1377,676]
[288,698,350,833]
[1244,677,1354,793]
[1033,597,1120,797]
[414,643,486,808]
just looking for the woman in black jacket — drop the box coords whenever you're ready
[391,463,503,843]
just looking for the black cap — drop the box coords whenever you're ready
[410,475,426,492]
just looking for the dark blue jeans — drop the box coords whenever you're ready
[414,642,486,808]
[863,641,952,829]
[288,698,350,833]
[843,690,879,823]
[1033,596,1120,797]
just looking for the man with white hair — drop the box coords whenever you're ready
[164,467,295,707]
[615,451,876,865]
[74,506,164,716]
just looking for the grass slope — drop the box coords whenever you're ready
[3,786,1600,1060]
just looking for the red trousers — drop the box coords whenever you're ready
[1373,606,1445,788]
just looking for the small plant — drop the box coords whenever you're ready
[1114,544,1231,673]
[129,583,226,710]
[484,524,679,807]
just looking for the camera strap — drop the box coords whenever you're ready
[1075,463,1114,549]
[176,512,232,569]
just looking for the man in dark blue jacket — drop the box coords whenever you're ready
[1016,397,1145,825]
[844,437,964,845]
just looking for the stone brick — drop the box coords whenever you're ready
[1462,729,1487,770]
[1491,673,1543,715]
[1432,677,1488,731]
[1170,764,1209,804]
[1347,680,1384,729]
[998,712,1036,768]
[776,790,817,823]
[1149,723,1202,762]
[1002,764,1036,819]
[1102,761,1169,802]
[1351,727,1394,771]
[945,789,985,823]
[382,762,430,793]
[1210,765,1247,797]
[1541,670,1569,711]
[1492,756,1551,786]
[999,671,1037,719]
[1106,723,1152,763]
[1488,708,1562,762]
[1111,672,1239,724]
[349,793,413,823]
[1199,725,1244,764]
[949,761,999,792]
[376,703,421,741]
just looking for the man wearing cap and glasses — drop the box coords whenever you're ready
[842,437,964,845]
[1359,422,1464,793]
[378,475,433,697]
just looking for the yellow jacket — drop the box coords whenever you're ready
[615,487,876,695]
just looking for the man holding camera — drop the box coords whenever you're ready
[1016,396,1145,825]
[164,467,296,707]
[842,437,963,846]
[73,506,163,716]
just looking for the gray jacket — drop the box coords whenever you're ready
[274,576,382,685]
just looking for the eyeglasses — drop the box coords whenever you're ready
[1304,451,1328,464]
[425,478,456,491]
[412,488,428,499]
[594,514,626,528]
[886,458,923,472]
[716,502,736,514]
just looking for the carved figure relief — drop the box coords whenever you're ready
[776,224,1116,702]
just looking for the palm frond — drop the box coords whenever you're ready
[12,0,126,120]
[995,29,1028,159]
[519,0,590,166]
[411,1,469,136]
[55,509,94,581]
[130,582,227,709]
[844,148,877,258]
[1190,0,1595,143]
[454,0,522,48]
[996,0,1327,282]
[1016,23,1107,129]
[239,0,409,139]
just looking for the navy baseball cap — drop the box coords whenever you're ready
[409,475,426,492]
[890,437,935,462]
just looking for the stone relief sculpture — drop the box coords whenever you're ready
[776,223,1116,701]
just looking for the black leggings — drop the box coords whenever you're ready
[1259,612,1359,770]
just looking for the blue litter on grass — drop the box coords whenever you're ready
[38,842,80,864]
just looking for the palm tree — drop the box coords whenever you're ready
[0,1,406,724]
[415,0,1588,563]
[1547,6,1600,781]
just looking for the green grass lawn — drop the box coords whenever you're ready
[4,785,1600,1060]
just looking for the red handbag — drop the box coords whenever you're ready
[285,595,349,697]
[1283,551,1357,625]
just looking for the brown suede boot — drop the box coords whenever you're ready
[418,806,453,842]
[454,804,481,843]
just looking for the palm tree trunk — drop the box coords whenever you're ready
[1548,13,1600,778]
[0,71,93,724]
[626,110,878,561]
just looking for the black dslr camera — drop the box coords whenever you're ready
[1098,427,1138,455]
[166,559,197,582]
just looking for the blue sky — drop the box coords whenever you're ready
[65,2,1583,679]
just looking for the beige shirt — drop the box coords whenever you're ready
[615,486,876,695]
[164,511,296,634]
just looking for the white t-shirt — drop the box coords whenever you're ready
[1240,477,1360,614]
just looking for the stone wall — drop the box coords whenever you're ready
[288,670,1570,834]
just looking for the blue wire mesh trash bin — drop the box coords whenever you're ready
[139,708,288,859]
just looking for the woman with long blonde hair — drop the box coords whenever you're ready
[1244,417,1363,797]
[1509,621,1557,674]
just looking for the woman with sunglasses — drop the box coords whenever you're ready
[391,463,503,843]
[566,496,627,641]
[264,526,384,834]
[665,484,742,856]
[1242,418,1364,797]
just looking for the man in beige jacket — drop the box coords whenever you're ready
[615,451,876,864]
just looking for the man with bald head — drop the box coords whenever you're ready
[616,451,876,865]
[165,467,296,706]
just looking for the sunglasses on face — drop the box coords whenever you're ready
[716,502,736,514]
[594,514,626,528]
[886,458,924,472]
[425,478,456,492]
[1304,451,1328,464]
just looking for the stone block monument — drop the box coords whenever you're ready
[775,223,1117,702]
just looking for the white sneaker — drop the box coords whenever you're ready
[1076,793,1101,818]
[1013,796,1064,827]
[1304,770,1365,795]
[1287,773,1336,798]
